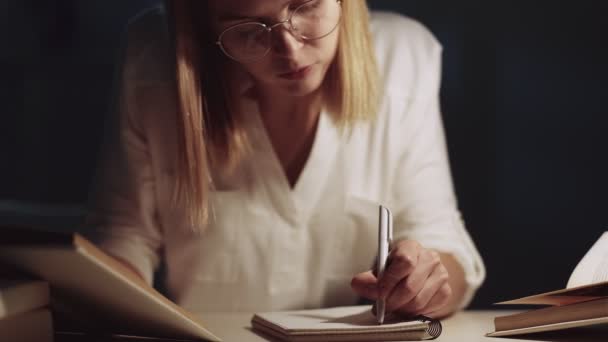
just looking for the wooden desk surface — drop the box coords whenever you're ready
[55,310,606,342]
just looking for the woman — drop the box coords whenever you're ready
[88,0,485,318]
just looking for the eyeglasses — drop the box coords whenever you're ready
[215,0,342,62]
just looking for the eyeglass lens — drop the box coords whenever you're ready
[218,0,341,61]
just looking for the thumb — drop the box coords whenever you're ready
[351,270,380,300]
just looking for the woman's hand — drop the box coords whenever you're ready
[351,240,453,318]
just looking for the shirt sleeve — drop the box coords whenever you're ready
[84,15,164,286]
[389,24,486,309]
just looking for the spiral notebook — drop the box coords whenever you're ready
[251,305,442,341]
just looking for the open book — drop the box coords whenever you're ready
[487,232,608,337]
[251,305,442,341]
[0,226,221,341]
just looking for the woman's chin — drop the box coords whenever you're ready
[282,82,322,97]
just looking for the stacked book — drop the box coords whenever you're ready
[0,276,53,342]
[488,232,608,337]
[0,226,221,341]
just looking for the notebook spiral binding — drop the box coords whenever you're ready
[417,315,442,340]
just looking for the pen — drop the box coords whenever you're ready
[376,205,393,324]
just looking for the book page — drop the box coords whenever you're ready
[567,232,608,288]
[495,280,608,306]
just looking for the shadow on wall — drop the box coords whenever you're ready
[1,0,607,309]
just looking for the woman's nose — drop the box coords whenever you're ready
[270,24,304,58]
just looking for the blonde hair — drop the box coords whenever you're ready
[166,0,378,227]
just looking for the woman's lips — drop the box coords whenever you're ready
[279,65,313,80]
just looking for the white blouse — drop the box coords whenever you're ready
[87,9,486,313]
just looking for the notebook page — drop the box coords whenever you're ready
[254,306,428,333]
[567,232,608,288]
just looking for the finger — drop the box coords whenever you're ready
[385,249,440,312]
[422,283,452,317]
[378,240,420,299]
[396,262,450,316]
[351,271,379,300]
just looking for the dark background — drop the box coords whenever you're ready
[1,0,607,308]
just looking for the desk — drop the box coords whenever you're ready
[197,310,606,342]
[55,310,606,342]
